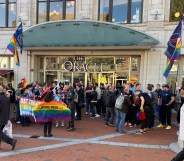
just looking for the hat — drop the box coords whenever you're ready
[162,84,169,88]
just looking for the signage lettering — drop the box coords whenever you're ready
[63,61,108,72]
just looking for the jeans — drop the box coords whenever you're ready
[160,105,172,126]
[86,98,91,113]
[15,103,21,122]
[90,104,96,117]
[115,109,126,132]
[156,105,162,122]
[0,125,13,145]
[44,121,52,135]
[105,107,115,125]
[69,105,75,128]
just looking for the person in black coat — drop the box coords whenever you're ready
[0,86,17,150]
[43,91,53,137]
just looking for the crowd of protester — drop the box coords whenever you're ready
[1,79,184,155]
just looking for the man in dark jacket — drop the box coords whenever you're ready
[65,84,75,131]
[0,86,17,150]
[6,83,16,121]
[105,86,116,126]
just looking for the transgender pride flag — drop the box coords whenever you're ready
[163,19,183,78]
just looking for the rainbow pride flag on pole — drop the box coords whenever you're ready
[23,77,28,88]
[7,35,20,66]
[163,19,183,78]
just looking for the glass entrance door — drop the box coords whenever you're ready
[87,72,114,85]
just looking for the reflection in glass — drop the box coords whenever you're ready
[115,57,129,70]
[170,0,184,21]
[49,1,63,21]
[73,73,85,85]
[46,71,58,82]
[60,72,72,83]
[0,57,8,69]
[46,57,58,70]
[0,3,6,27]
[38,2,47,23]
[131,0,142,23]
[8,2,16,27]
[86,57,114,71]
[99,0,109,22]
[112,0,128,23]
[132,57,140,72]
[66,0,75,19]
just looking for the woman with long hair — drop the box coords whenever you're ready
[43,91,53,137]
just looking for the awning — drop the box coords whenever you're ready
[0,70,13,76]
[23,20,159,50]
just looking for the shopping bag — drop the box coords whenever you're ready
[3,120,13,138]
[140,111,146,121]
[136,112,141,120]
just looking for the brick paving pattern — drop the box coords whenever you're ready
[0,113,179,161]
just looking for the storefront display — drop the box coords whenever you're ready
[37,56,140,86]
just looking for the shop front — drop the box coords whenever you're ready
[19,20,159,88]
[36,55,140,86]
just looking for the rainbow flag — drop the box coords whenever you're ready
[7,35,20,66]
[23,77,28,88]
[33,100,71,122]
[163,61,173,78]
[163,19,183,78]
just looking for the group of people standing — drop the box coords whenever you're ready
[0,79,183,151]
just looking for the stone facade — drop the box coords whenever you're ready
[0,0,184,89]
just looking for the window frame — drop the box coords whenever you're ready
[169,0,184,22]
[98,0,143,24]
[0,0,17,28]
[36,0,76,24]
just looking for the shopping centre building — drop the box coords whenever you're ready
[0,0,184,90]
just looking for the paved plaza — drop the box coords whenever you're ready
[0,112,179,161]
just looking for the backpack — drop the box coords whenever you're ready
[142,93,152,105]
[74,92,79,103]
[115,93,125,109]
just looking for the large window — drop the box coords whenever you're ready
[0,0,16,28]
[170,0,184,22]
[37,0,75,23]
[98,0,143,23]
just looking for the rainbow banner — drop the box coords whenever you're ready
[33,100,71,122]
[19,98,71,122]
[7,35,20,66]
[20,98,42,116]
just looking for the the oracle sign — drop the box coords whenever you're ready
[63,61,108,72]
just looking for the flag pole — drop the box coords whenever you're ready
[175,15,184,92]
